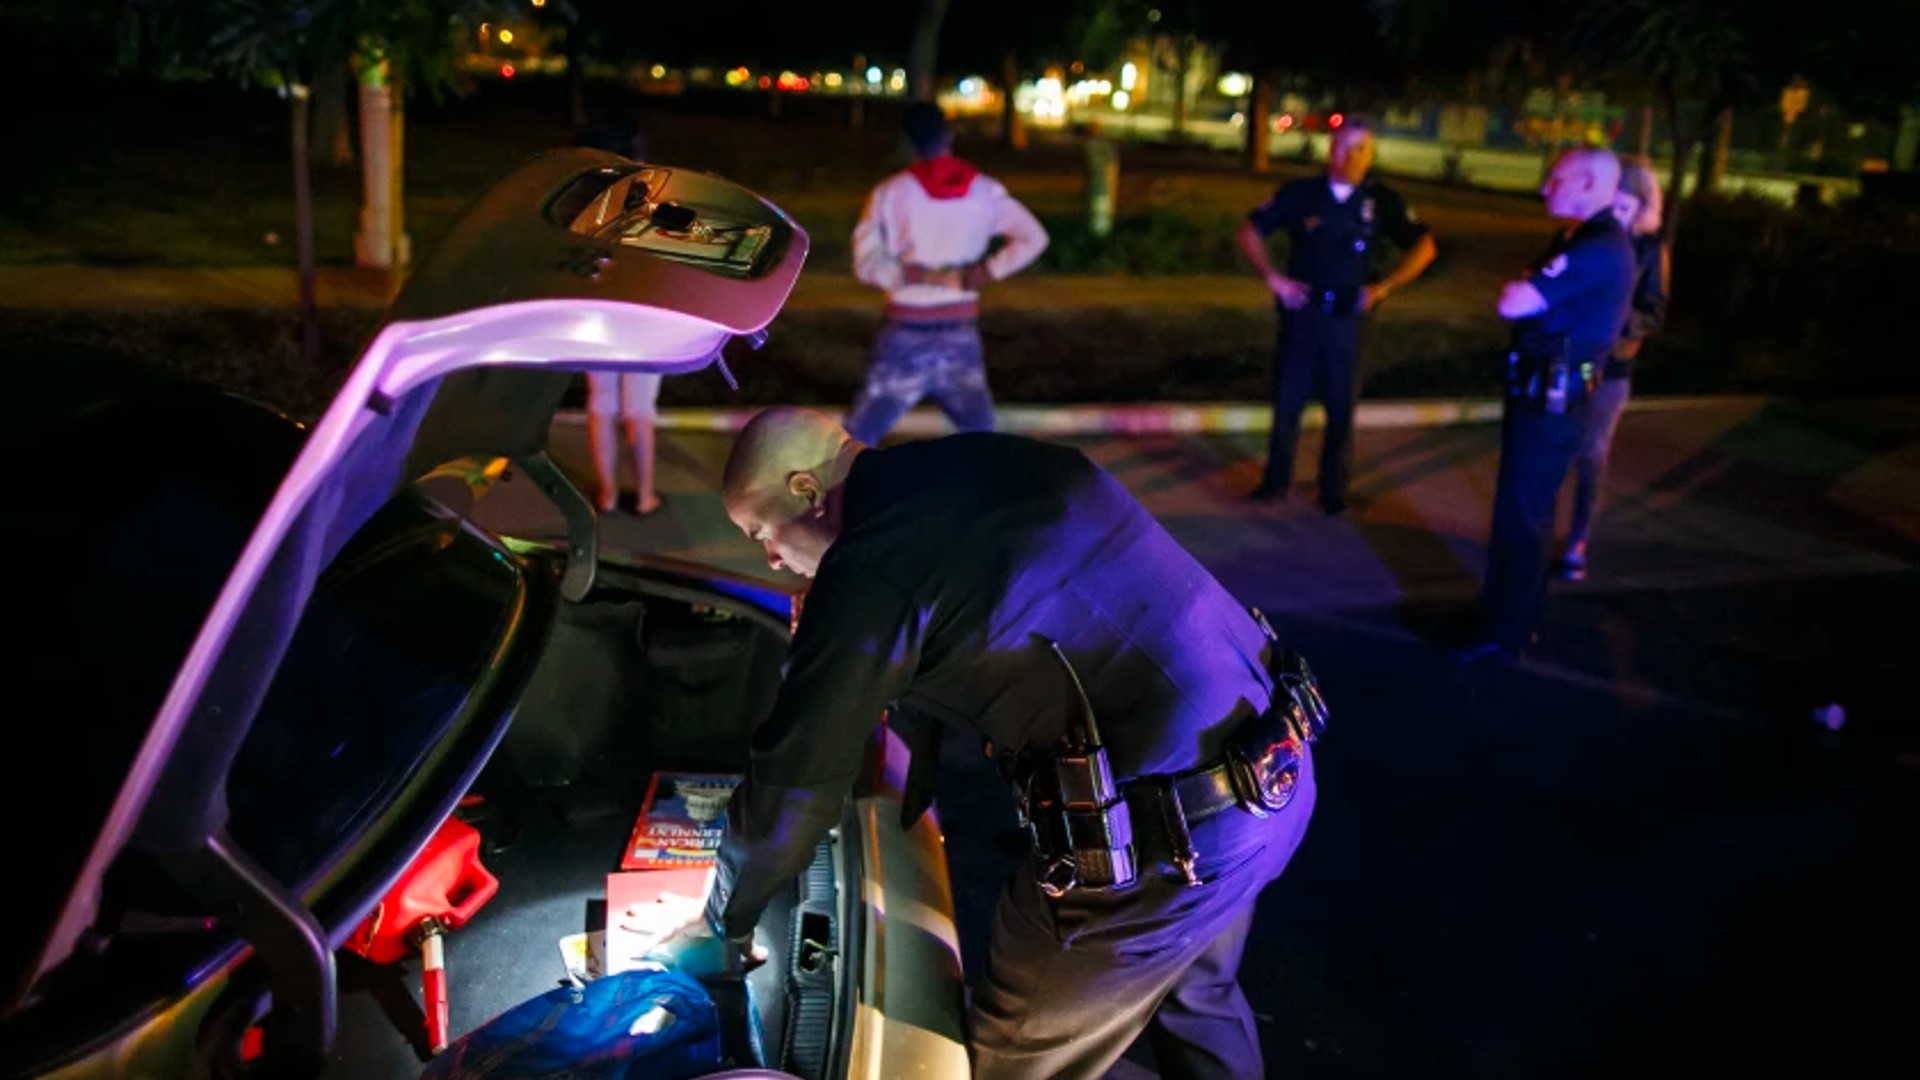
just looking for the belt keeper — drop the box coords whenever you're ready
[1163,783,1202,887]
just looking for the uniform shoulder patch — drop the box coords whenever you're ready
[1540,253,1570,278]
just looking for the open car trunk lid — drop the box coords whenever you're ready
[12,149,809,1065]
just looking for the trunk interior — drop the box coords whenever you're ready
[325,561,835,1079]
[7,368,852,1079]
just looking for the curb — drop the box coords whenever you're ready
[554,395,1765,437]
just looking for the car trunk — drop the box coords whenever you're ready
[321,552,848,1078]
[4,461,845,1078]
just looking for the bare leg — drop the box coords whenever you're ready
[587,412,620,511]
[627,417,661,514]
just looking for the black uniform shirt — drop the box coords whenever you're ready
[708,434,1277,941]
[1247,176,1430,296]
[1513,209,1636,364]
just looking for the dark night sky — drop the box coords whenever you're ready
[634,0,1058,72]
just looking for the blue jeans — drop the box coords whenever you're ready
[844,319,995,445]
[1566,377,1632,547]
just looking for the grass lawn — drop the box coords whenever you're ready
[11,76,1795,412]
[3,76,1552,281]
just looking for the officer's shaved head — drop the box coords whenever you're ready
[722,407,851,505]
[1328,118,1376,185]
[722,407,864,578]
[1542,147,1622,222]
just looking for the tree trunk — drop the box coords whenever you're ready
[1894,103,1919,170]
[1085,137,1118,238]
[389,69,410,270]
[850,53,866,129]
[1636,101,1654,159]
[1695,103,1731,196]
[115,3,141,70]
[1662,84,1690,245]
[1001,49,1026,150]
[290,82,320,365]
[355,61,395,269]
[1170,37,1191,138]
[313,61,354,168]
[907,0,951,102]
[1538,81,1562,184]
[1247,75,1271,173]
[564,22,587,127]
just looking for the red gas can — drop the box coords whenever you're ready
[345,811,499,1051]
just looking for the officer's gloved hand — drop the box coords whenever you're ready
[636,894,769,978]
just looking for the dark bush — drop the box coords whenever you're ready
[1662,193,1920,394]
[1032,209,1246,275]
[798,207,1250,276]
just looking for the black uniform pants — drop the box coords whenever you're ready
[967,751,1317,1079]
[1481,404,1587,651]
[1262,308,1363,508]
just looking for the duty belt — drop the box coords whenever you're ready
[1310,284,1364,317]
[1003,610,1326,897]
[1505,340,1601,416]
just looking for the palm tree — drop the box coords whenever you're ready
[908,0,953,102]
[206,1,505,359]
[209,0,355,364]
[348,1,506,270]
[1580,0,1781,238]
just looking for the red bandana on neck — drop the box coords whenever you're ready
[907,156,979,199]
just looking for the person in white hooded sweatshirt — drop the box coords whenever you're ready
[844,102,1050,445]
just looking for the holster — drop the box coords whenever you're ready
[997,640,1141,897]
[1227,611,1328,817]
[999,741,1137,898]
[1505,337,1598,416]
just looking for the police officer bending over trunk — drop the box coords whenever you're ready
[1460,147,1636,664]
[654,407,1327,1079]
[1239,117,1438,514]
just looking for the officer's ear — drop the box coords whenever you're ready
[788,471,823,512]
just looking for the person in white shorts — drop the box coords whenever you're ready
[586,371,663,515]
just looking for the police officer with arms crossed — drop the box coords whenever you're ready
[1239,117,1438,514]
[1460,147,1636,663]
[647,407,1327,1079]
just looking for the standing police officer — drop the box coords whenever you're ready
[1239,118,1438,514]
[649,407,1326,1079]
[1461,148,1636,663]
